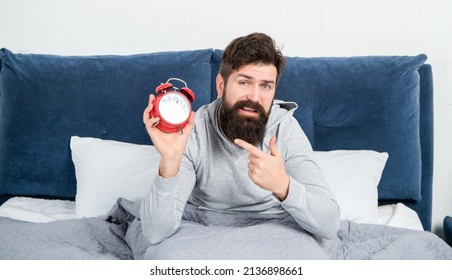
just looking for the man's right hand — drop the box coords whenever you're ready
[143,94,195,178]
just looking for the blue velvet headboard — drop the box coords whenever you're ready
[277,54,432,231]
[0,48,433,230]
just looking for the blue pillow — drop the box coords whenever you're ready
[0,48,213,198]
[444,216,452,247]
[277,54,427,201]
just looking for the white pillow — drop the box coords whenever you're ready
[70,136,388,223]
[313,150,389,224]
[70,136,160,218]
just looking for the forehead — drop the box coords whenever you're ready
[232,63,277,81]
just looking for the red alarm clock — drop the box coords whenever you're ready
[150,78,195,134]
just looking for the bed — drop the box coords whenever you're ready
[0,48,451,259]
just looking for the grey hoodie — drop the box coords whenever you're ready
[141,98,340,245]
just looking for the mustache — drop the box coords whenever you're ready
[230,100,267,117]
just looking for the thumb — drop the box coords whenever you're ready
[187,111,195,127]
[269,136,282,159]
[182,111,195,133]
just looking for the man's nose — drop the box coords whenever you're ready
[247,85,260,102]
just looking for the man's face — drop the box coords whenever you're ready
[217,63,277,116]
[216,63,277,146]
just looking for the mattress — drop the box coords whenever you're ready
[0,196,424,231]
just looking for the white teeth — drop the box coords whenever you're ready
[242,107,257,112]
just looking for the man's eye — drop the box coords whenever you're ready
[262,84,272,90]
[239,81,249,86]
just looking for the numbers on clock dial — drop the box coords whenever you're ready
[159,92,190,125]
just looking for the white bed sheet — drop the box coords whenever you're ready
[377,203,424,231]
[0,197,424,231]
[0,197,76,222]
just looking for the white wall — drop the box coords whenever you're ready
[1,0,451,236]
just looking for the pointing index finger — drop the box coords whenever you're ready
[234,138,265,157]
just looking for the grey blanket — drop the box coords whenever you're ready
[1,198,451,260]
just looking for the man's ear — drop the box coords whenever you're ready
[216,73,224,98]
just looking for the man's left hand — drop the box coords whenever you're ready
[234,136,290,201]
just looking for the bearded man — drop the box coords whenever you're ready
[141,32,340,245]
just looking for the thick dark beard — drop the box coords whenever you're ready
[219,100,269,147]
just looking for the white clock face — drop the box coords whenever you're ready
[159,92,191,124]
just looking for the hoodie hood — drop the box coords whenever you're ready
[267,99,298,130]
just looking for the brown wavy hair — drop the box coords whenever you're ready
[219,32,286,85]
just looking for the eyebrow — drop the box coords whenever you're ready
[236,73,275,84]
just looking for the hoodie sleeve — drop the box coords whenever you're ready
[140,153,196,245]
[277,117,341,239]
